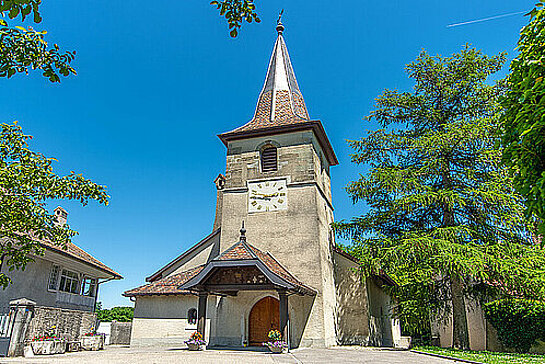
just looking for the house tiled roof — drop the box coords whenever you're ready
[123,265,204,297]
[40,239,122,279]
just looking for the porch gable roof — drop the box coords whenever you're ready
[179,240,316,296]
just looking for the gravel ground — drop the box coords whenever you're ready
[0,345,458,364]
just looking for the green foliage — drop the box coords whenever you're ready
[484,299,545,353]
[415,345,545,364]
[97,306,134,322]
[334,46,545,348]
[0,122,109,288]
[501,2,545,233]
[210,0,260,37]
[0,0,76,82]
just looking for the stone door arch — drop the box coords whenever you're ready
[248,296,279,346]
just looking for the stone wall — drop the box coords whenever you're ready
[333,252,370,345]
[110,321,132,345]
[431,297,502,351]
[366,277,398,347]
[218,131,338,347]
[26,306,97,342]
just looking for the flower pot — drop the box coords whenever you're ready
[81,335,104,351]
[187,342,206,351]
[31,340,66,355]
[265,342,286,353]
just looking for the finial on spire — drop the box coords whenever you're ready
[276,9,284,34]
[240,221,247,241]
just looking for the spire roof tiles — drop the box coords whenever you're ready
[217,20,339,166]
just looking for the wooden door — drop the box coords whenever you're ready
[249,296,279,346]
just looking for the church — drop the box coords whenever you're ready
[124,20,402,349]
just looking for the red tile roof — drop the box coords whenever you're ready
[40,239,122,279]
[215,240,316,295]
[125,240,316,297]
[146,229,220,283]
[123,265,204,297]
[216,24,338,166]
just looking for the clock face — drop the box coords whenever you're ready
[248,179,288,213]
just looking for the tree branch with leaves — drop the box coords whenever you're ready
[0,123,109,289]
[210,0,260,37]
[501,1,545,234]
[0,0,76,82]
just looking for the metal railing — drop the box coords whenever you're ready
[0,305,16,356]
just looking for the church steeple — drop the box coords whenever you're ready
[221,18,310,136]
[218,17,338,166]
[251,16,310,124]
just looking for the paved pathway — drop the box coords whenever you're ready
[0,345,457,364]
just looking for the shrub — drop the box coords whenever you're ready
[96,306,134,322]
[483,299,545,353]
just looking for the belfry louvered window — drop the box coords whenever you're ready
[261,146,278,172]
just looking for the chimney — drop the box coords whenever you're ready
[54,206,68,227]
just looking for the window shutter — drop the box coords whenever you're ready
[261,146,278,172]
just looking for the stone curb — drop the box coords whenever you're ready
[411,350,486,364]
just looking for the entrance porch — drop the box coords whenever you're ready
[178,227,316,348]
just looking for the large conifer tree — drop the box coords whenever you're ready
[335,47,545,349]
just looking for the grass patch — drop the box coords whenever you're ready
[413,346,545,364]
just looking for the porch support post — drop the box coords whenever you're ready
[278,289,288,342]
[197,291,208,338]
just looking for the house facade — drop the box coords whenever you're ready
[124,20,401,348]
[0,207,122,312]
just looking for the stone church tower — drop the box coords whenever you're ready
[125,19,400,349]
[214,19,339,347]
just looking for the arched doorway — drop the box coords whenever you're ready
[249,296,279,346]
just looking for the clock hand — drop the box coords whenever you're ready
[250,196,271,201]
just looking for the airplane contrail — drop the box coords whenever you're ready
[447,10,527,28]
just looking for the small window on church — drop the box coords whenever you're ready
[261,146,277,172]
[188,308,197,325]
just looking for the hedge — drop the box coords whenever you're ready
[483,299,545,353]
[96,306,134,322]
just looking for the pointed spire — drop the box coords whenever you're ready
[217,16,339,167]
[250,16,309,125]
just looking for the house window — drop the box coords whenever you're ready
[261,145,277,172]
[81,277,97,297]
[58,269,80,294]
[48,265,60,291]
[188,308,197,325]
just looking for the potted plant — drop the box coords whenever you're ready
[81,328,104,351]
[185,331,206,351]
[263,329,288,353]
[30,326,66,355]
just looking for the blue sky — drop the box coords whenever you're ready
[0,1,532,307]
